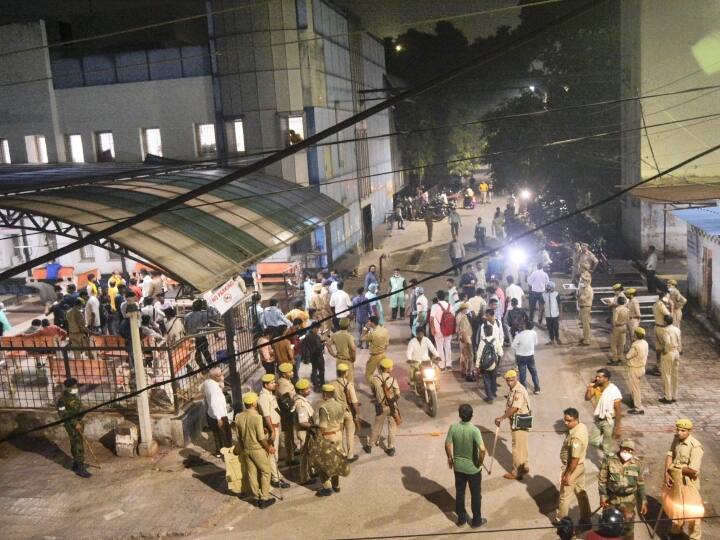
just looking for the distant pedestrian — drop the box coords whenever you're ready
[424,212,434,242]
[526,263,549,325]
[449,235,465,276]
[394,206,404,230]
[459,265,477,300]
[476,321,501,401]
[202,367,231,458]
[658,314,681,404]
[542,282,562,345]
[512,321,540,394]
[351,287,369,348]
[474,217,486,250]
[506,298,528,340]
[57,378,91,478]
[445,404,487,529]
[644,245,658,294]
[625,327,648,415]
[448,206,462,237]
[491,208,504,240]
[364,264,379,292]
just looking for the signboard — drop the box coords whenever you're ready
[203,278,244,316]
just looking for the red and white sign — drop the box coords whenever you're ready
[203,278,244,316]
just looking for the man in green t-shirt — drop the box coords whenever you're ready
[445,404,487,528]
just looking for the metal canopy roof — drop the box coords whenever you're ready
[0,165,347,292]
[673,206,720,240]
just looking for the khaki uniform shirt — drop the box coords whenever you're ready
[560,422,589,465]
[627,297,641,319]
[286,308,310,328]
[612,305,630,327]
[668,288,687,310]
[294,394,314,426]
[257,388,280,426]
[609,291,627,307]
[577,251,598,272]
[315,398,345,432]
[506,383,530,418]
[333,378,358,410]
[653,300,671,325]
[668,435,703,478]
[234,409,266,451]
[365,326,390,356]
[67,307,87,334]
[578,283,594,308]
[371,372,400,405]
[273,329,295,365]
[277,377,296,399]
[331,330,356,361]
[659,325,681,353]
[626,339,649,368]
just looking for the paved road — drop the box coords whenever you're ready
[1,199,718,539]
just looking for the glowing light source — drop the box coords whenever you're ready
[509,248,527,265]
[520,189,532,200]
[528,85,536,92]
[395,43,404,52]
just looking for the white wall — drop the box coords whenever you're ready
[55,77,215,162]
[686,228,720,323]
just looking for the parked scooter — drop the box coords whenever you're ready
[410,358,440,417]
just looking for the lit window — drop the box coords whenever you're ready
[66,134,84,163]
[95,131,115,162]
[288,115,305,140]
[24,135,48,164]
[233,120,245,152]
[0,139,10,164]
[196,123,216,156]
[142,127,162,157]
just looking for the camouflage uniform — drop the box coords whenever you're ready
[598,453,647,540]
[57,389,85,464]
[313,397,348,490]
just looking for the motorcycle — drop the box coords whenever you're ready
[416,201,447,222]
[591,239,614,274]
[411,359,440,417]
[462,194,476,209]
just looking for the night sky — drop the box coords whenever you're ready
[332,0,521,40]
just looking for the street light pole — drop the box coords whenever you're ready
[127,304,158,457]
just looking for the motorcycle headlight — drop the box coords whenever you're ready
[422,367,436,380]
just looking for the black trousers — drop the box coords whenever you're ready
[646,270,657,293]
[311,355,325,387]
[206,414,232,452]
[528,292,544,323]
[546,316,559,341]
[455,470,482,520]
[195,336,211,367]
[261,361,276,374]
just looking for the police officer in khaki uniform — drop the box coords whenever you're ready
[658,314,682,404]
[577,272,594,346]
[293,378,315,485]
[495,369,531,480]
[333,363,360,461]
[651,292,671,374]
[625,288,641,337]
[361,316,390,385]
[257,373,290,489]
[665,418,703,539]
[556,407,591,526]
[598,439,648,540]
[609,297,630,366]
[327,317,357,381]
[667,279,687,329]
[577,243,599,275]
[626,327,648,415]
[365,358,400,456]
[234,392,276,509]
[315,383,346,496]
[276,363,297,467]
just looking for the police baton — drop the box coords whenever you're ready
[486,425,500,475]
[81,432,102,469]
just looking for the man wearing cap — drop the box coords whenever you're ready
[314,384,346,496]
[556,407,591,527]
[57,378,91,478]
[293,379,315,484]
[365,358,400,456]
[333,364,360,461]
[665,418,703,539]
[585,368,623,457]
[652,292,671,373]
[609,297,630,366]
[577,272,594,346]
[277,363,298,467]
[327,317,357,381]
[667,279,687,330]
[577,243,599,275]
[361,316,390,385]
[456,302,473,376]
[257,373,290,489]
[625,288,641,339]
[658,314,682,404]
[570,242,582,284]
[310,282,331,331]
[234,392,276,508]
[494,370,531,480]
[598,439,647,540]
[625,328,648,415]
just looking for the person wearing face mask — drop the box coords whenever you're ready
[598,439,647,540]
[57,378,91,478]
[665,418,703,539]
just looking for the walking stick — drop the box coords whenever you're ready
[650,507,665,539]
[485,425,500,475]
[81,432,102,469]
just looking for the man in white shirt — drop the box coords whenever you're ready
[526,263,549,326]
[511,321,540,394]
[413,287,429,336]
[584,368,622,457]
[505,275,524,307]
[84,291,101,333]
[644,245,658,294]
[406,328,440,382]
[467,289,487,322]
[140,270,153,300]
[202,367,231,458]
[542,282,562,345]
[430,290,453,371]
[474,261,487,290]
[329,281,352,331]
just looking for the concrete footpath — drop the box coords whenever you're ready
[1,199,718,539]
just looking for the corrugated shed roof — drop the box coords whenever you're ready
[672,206,720,238]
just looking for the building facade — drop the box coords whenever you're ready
[0,0,401,280]
[620,0,720,256]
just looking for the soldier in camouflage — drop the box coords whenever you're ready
[598,439,647,540]
[57,378,91,478]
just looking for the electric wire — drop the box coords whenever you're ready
[2,140,718,444]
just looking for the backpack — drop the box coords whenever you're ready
[278,392,295,417]
[439,303,456,336]
[479,338,497,372]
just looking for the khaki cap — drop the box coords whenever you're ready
[379,358,394,370]
[612,283,623,290]
[634,327,646,338]
[336,363,349,372]
[626,288,636,295]
[504,369,518,379]
[619,439,635,450]
[339,317,350,329]
[243,392,259,405]
[668,279,678,286]
[261,373,276,383]
[278,363,293,374]
[321,383,335,393]
[676,418,693,429]
[295,379,310,391]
